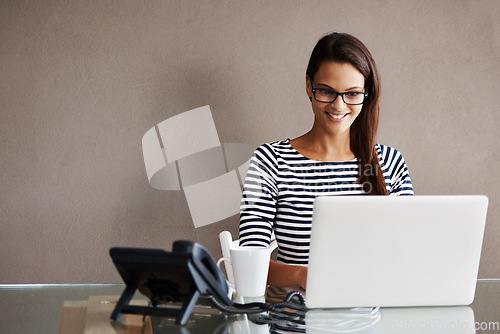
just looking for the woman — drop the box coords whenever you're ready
[239,32,414,289]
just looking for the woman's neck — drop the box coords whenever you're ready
[291,128,354,162]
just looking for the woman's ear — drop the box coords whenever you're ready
[306,76,313,102]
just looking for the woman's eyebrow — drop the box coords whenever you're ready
[345,86,364,91]
[317,83,364,91]
[317,83,334,89]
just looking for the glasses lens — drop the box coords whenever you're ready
[314,90,336,103]
[316,89,337,103]
[343,92,365,105]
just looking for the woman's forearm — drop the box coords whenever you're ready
[267,259,307,289]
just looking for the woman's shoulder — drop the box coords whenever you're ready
[375,143,408,167]
[253,139,292,158]
[258,138,291,149]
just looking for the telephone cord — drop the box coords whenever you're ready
[209,290,307,314]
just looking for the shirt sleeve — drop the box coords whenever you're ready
[239,144,278,247]
[388,149,414,196]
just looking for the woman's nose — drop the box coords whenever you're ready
[329,94,347,109]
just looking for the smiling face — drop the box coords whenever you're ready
[306,61,366,137]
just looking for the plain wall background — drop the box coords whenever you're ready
[0,0,499,283]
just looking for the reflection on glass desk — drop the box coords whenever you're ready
[0,280,499,334]
[271,306,474,333]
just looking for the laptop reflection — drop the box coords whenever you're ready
[304,306,475,334]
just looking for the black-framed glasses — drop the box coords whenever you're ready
[310,80,368,105]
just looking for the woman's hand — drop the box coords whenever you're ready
[267,259,307,289]
[295,265,307,290]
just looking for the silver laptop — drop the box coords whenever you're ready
[305,195,488,308]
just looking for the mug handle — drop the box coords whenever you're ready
[216,257,235,289]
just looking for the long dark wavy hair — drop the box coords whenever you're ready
[306,32,388,195]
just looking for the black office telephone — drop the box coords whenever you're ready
[109,240,234,325]
[110,240,305,326]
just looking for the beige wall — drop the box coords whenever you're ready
[0,0,499,283]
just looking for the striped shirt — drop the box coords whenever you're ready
[239,138,414,266]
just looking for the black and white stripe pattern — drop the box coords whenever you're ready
[239,139,414,266]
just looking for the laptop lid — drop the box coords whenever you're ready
[305,195,488,308]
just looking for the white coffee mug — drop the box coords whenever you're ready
[217,246,271,298]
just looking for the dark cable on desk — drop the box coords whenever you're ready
[260,308,307,333]
[209,296,267,314]
[209,290,307,314]
[267,291,306,312]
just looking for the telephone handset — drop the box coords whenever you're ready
[173,240,233,306]
[109,240,234,325]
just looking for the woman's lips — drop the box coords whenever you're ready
[326,111,349,121]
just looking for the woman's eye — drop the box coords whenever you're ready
[346,92,361,97]
[319,89,335,96]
